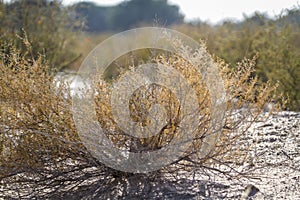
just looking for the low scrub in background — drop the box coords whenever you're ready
[0,0,299,110]
[0,0,82,71]
[173,10,300,111]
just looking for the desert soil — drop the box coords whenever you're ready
[194,111,300,199]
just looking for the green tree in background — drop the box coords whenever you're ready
[74,0,183,32]
[73,2,111,32]
[111,0,183,30]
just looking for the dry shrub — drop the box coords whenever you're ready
[0,39,280,198]
[95,53,211,154]
[212,57,280,166]
[95,47,279,167]
[0,45,80,174]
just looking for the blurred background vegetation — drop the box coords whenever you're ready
[0,0,299,110]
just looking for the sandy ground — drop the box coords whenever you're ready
[193,111,300,199]
[0,111,299,199]
[244,111,300,199]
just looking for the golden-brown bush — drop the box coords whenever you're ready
[0,39,279,198]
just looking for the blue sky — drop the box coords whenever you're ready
[62,0,299,24]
